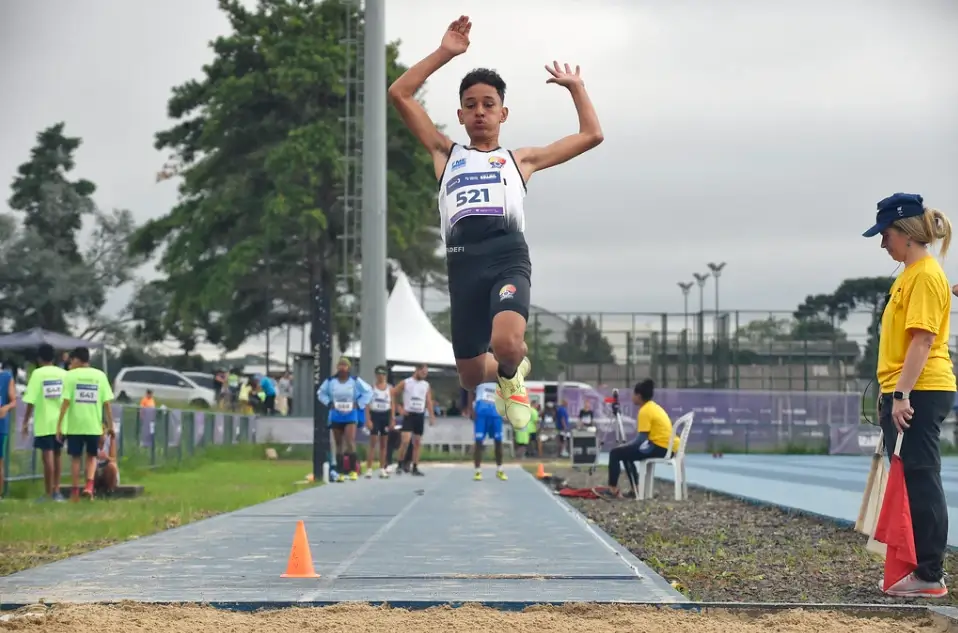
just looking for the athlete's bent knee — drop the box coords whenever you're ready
[457,359,485,390]
[490,328,525,365]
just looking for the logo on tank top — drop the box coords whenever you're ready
[451,157,466,171]
[489,156,506,169]
[498,284,516,301]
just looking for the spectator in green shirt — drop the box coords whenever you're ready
[55,347,115,500]
[21,344,68,502]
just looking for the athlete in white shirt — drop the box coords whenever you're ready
[365,365,394,479]
[393,364,435,476]
[388,15,603,434]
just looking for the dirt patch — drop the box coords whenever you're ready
[0,603,947,633]
[547,467,957,605]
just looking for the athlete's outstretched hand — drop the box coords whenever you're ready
[441,16,471,56]
[545,61,585,89]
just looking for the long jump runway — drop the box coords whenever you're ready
[0,465,681,606]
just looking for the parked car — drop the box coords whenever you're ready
[113,366,216,408]
[182,371,217,392]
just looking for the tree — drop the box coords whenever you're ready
[429,307,452,340]
[0,124,145,336]
[558,316,615,365]
[526,324,561,380]
[130,0,445,352]
[735,316,791,344]
[790,276,892,377]
[8,123,95,263]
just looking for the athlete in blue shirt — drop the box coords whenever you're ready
[258,374,278,414]
[468,382,507,481]
[317,357,373,482]
[0,364,17,499]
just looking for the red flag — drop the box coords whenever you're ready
[873,432,917,592]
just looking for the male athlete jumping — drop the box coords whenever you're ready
[388,15,603,432]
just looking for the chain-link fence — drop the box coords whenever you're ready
[4,403,256,486]
[523,308,958,392]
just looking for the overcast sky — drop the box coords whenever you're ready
[1,0,956,356]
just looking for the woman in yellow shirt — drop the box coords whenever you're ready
[864,192,954,599]
[597,379,678,500]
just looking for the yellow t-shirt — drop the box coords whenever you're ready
[637,400,679,451]
[877,255,957,393]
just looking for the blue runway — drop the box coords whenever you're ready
[654,454,958,546]
[0,464,682,606]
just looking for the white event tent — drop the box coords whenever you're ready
[344,272,456,367]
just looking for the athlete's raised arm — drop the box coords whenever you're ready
[514,62,604,182]
[388,16,472,177]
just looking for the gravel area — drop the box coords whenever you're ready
[546,466,958,605]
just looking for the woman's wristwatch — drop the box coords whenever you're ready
[893,391,910,401]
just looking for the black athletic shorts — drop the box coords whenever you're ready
[403,412,426,436]
[446,231,532,359]
[370,411,390,436]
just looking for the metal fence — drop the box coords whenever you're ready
[4,403,256,485]
[523,308,958,392]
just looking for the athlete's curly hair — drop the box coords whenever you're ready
[459,68,506,103]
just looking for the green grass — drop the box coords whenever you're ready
[0,446,316,576]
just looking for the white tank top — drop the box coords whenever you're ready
[402,377,430,414]
[475,382,498,403]
[437,144,526,246]
[370,385,392,412]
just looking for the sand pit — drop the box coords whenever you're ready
[1,603,950,633]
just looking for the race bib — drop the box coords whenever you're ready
[407,396,425,413]
[479,390,496,402]
[76,383,98,404]
[371,398,390,412]
[445,172,506,228]
[544,415,554,424]
[43,380,63,399]
[334,400,353,413]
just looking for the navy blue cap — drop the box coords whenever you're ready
[862,192,925,237]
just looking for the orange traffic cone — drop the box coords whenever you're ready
[536,463,545,479]
[280,520,321,578]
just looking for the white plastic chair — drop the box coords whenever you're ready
[636,411,694,501]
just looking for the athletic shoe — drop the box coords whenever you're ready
[379,469,389,479]
[495,357,532,430]
[336,474,346,483]
[349,471,358,481]
[52,491,65,502]
[474,470,483,481]
[364,468,373,479]
[496,469,508,481]
[411,466,424,477]
[880,573,948,598]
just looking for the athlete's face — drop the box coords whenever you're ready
[375,371,387,385]
[458,83,508,142]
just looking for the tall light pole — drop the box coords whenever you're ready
[359,0,387,383]
[692,272,709,386]
[677,282,693,332]
[693,272,709,317]
[707,261,727,332]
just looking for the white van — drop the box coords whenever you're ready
[113,366,216,408]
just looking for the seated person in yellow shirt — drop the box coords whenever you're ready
[598,379,678,499]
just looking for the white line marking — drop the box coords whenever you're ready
[528,470,645,579]
[296,471,448,601]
